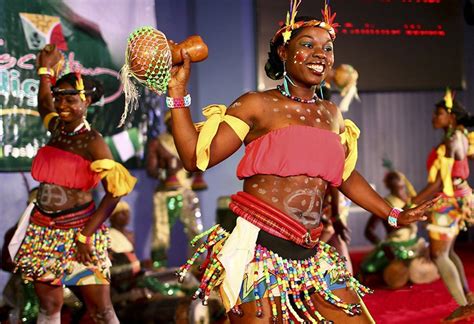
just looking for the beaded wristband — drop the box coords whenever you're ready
[387,207,402,228]
[166,94,191,109]
[37,67,55,77]
[76,232,92,245]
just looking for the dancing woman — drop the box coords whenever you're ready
[166,2,436,322]
[13,45,136,324]
[411,91,474,322]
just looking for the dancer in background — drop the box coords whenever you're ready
[321,186,353,273]
[12,44,136,324]
[163,0,438,321]
[146,110,205,269]
[411,91,474,322]
[360,169,438,288]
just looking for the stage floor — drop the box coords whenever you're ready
[357,243,474,324]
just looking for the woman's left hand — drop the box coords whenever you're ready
[76,241,94,264]
[397,196,440,226]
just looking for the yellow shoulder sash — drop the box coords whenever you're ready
[340,119,360,181]
[468,131,474,157]
[428,144,454,196]
[90,159,137,197]
[194,104,250,171]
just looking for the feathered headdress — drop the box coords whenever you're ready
[272,0,339,44]
[444,87,454,113]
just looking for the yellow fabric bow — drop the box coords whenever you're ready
[340,119,360,181]
[468,132,474,157]
[194,104,250,171]
[90,159,137,197]
[427,145,454,196]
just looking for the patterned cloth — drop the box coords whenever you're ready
[178,220,373,322]
[427,186,473,241]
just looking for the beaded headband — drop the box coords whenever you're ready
[272,0,339,45]
[51,72,95,100]
[51,88,94,97]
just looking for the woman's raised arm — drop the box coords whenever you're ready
[166,49,257,172]
[36,45,63,122]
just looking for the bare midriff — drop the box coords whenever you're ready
[37,182,93,212]
[243,174,327,230]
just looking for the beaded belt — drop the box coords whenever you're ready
[31,202,95,229]
[229,191,323,249]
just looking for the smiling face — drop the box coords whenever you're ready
[279,27,334,87]
[53,82,90,123]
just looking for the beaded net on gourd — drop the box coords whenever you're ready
[120,26,172,126]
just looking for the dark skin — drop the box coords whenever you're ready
[411,105,472,302]
[34,45,120,319]
[167,27,438,323]
[145,119,184,186]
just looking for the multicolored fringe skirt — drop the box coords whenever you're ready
[14,202,111,286]
[177,192,372,323]
[427,185,473,241]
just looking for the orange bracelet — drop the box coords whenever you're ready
[37,67,55,77]
[76,232,92,245]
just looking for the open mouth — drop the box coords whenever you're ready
[307,63,325,74]
[59,111,71,118]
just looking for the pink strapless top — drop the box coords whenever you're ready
[237,125,345,186]
[31,145,101,191]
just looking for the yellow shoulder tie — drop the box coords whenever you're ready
[90,159,137,197]
[340,119,360,181]
[43,112,59,129]
[194,104,250,171]
[428,144,454,196]
[468,132,474,157]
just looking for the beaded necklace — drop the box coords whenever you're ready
[60,123,88,137]
[277,85,318,104]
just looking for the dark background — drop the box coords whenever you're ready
[256,0,465,91]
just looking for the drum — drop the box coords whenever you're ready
[119,26,208,126]
[383,259,409,289]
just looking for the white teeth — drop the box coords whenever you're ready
[307,64,324,73]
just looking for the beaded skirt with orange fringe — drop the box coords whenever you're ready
[177,194,372,323]
[14,204,111,286]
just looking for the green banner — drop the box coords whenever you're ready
[0,0,145,171]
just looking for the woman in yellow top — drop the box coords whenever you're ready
[165,3,437,323]
[13,45,136,324]
[411,93,474,322]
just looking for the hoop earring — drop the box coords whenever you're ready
[319,80,326,100]
[282,61,296,94]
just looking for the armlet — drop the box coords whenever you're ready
[340,119,360,181]
[43,112,59,129]
[90,159,137,197]
[194,104,250,171]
